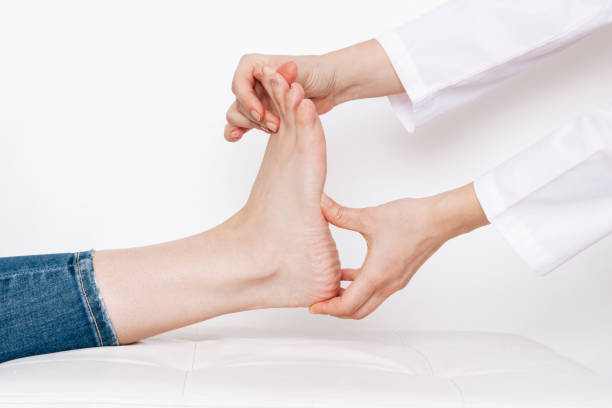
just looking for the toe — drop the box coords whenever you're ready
[296,98,318,128]
[295,99,325,156]
[270,73,289,111]
[286,83,305,111]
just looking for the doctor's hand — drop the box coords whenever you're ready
[310,184,489,320]
[225,39,403,142]
[224,55,337,141]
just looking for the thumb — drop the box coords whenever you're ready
[320,193,368,233]
[277,61,298,85]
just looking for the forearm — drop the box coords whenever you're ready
[93,213,273,344]
[262,39,402,105]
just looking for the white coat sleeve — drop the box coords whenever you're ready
[377,0,612,132]
[474,108,612,275]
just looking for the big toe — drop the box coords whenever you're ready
[296,98,319,128]
[295,98,326,159]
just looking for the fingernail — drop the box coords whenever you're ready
[309,305,317,314]
[266,122,278,133]
[250,110,261,122]
[321,194,333,208]
[230,129,241,138]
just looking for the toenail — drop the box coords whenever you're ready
[250,110,261,122]
[266,122,278,133]
[263,65,274,75]
[230,129,241,138]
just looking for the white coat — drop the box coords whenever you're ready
[376,0,612,274]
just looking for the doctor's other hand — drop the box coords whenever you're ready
[225,39,403,142]
[310,184,489,320]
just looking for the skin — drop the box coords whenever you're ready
[95,69,340,344]
[227,40,491,320]
[311,185,489,319]
[225,39,403,141]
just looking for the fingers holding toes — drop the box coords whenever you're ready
[254,65,318,136]
[270,74,290,111]
[256,65,290,117]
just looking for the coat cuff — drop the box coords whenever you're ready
[376,0,612,133]
[474,108,612,275]
[474,175,559,275]
[375,33,426,133]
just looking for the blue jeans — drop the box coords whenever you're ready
[0,251,118,363]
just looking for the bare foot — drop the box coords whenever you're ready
[92,67,340,344]
[233,65,341,308]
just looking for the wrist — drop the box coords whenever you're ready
[324,39,404,105]
[431,183,490,240]
[318,51,347,106]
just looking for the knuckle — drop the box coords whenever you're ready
[387,283,402,295]
[235,100,248,116]
[395,279,408,291]
[396,279,410,292]
[240,53,258,62]
[238,54,253,67]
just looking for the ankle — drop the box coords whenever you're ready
[206,211,281,301]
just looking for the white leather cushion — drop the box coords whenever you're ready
[1,328,610,407]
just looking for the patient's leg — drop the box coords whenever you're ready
[94,68,340,344]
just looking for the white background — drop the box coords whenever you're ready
[1,1,611,376]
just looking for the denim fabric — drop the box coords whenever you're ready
[0,250,118,363]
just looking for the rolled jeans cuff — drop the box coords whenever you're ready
[0,250,119,364]
[77,250,119,348]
